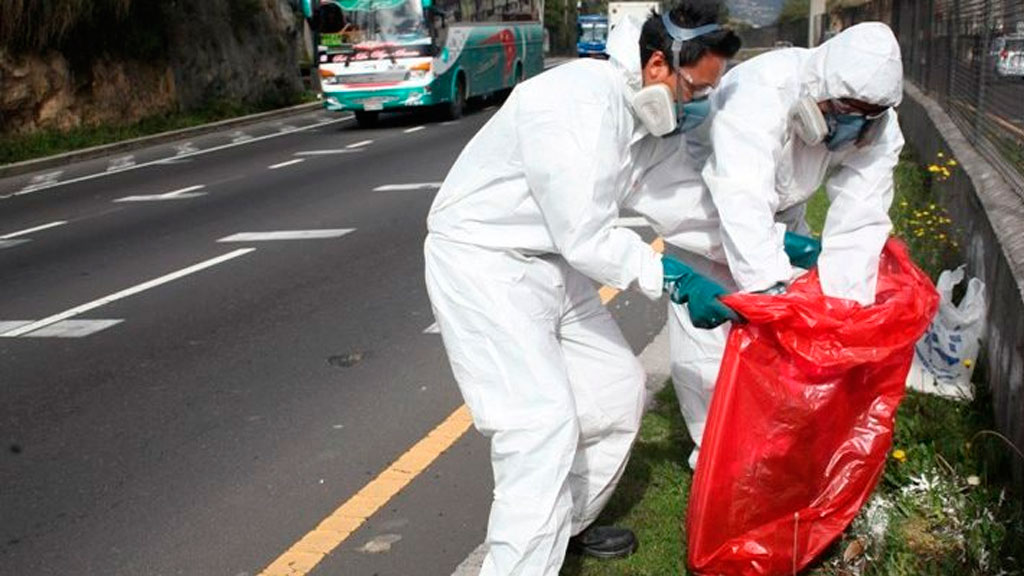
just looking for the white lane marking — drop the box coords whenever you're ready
[0,248,255,338]
[156,157,194,165]
[0,321,32,333]
[218,229,355,242]
[19,171,63,194]
[21,319,123,338]
[175,142,199,155]
[268,159,305,170]
[404,126,426,133]
[441,121,460,126]
[231,130,253,143]
[294,149,360,156]
[346,139,373,149]
[3,116,354,198]
[373,182,442,191]
[277,124,297,133]
[1,220,68,239]
[452,544,489,576]
[423,321,441,334]
[615,216,650,228]
[114,185,206,203]
[0,240,30,250]
[107,155,136,172]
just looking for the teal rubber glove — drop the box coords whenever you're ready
[784,231,822,269]
[662,255,740,329]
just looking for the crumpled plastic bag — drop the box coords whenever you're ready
[905,265,986,400]
[686,239,939,575]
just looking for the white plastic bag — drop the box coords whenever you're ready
[905,266,986,400]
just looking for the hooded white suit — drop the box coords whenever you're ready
[666,22,907,469]
[424,18,694,575]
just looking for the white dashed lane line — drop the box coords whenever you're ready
[373,183,442,192]
[346,140,374,149]
[106,155,136,172]
[294,150,361,156]
[0,248,255,338]
[268,159,305,170]
[404,126,426,134]
[20,319,124,338]
[217,229,356,243]
[0,220,68,239]
[4,115,354,198]
[114,185,207,203]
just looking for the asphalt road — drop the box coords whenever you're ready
[0,97,667,576]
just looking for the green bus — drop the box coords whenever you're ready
[303,0,545,127]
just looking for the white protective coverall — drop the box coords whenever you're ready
[424,18,693,575]
[666,22,906,469]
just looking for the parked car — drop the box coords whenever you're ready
[990,33,1024,80]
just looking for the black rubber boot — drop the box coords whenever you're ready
[567,526,638,559]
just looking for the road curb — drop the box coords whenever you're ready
[2,57,575,180]
[0,101,323,180]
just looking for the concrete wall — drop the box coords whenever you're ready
[900,82,1024,480]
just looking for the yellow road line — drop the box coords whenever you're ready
[258,236,664,576]
[260,407,474,575]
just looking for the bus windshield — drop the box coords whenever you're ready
[321,0,429,45]
[580,22,608,43]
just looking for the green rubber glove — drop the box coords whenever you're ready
[662,255,740,329]
[784,231,822,269]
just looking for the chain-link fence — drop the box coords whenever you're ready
[843,0,1024,191]
[739,0,1023,190]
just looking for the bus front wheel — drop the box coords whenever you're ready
[444,77,466,120]
[354,110,379,128]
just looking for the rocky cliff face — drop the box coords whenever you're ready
[165,0,304,110]
[0,0,303,136]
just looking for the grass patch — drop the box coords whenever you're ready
[570,150,1024,575]
[560,385,692,575]
[0,91,318,166]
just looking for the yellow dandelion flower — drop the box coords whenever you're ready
[892,449,907,462]
[964,358,973,368]
[928,165,941,172]
[938,152,945,158]
[948,159,958,166]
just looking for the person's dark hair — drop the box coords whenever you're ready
[639,0,741,69]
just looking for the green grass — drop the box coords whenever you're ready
[561,385,693,576]
[0,91,318,166]
[569,150,1024,575]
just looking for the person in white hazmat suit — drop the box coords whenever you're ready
[664,22,906,470]
[424,3,740,574]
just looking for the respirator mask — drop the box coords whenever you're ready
[791,96,888,151]
[633,14,720,137]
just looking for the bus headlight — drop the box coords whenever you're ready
[319,69,340,85]
[407,61,432,79]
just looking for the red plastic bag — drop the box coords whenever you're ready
[686,239,939,575]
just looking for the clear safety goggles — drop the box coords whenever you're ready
[830,98,889,119]
[679,70,713,100]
